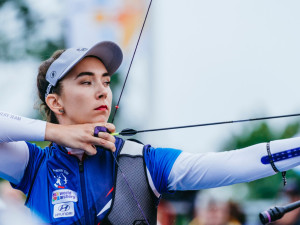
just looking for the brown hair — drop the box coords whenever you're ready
[37,50,65,123]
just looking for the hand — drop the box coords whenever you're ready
[45,122,116,155]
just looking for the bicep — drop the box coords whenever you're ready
[0,141,29,184]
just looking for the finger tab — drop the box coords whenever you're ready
[94,126,109,137]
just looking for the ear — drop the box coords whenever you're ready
[45,93,64,115]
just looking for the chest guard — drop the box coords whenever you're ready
[104,140,158,225]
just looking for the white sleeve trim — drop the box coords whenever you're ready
[168,137,300,191]
[0,141,29,184]
[146,168,161,198]
[0,111,46,143]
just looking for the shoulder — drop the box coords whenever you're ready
[144,145,182,162]
[25,142,59,160]
[144,145,182,194]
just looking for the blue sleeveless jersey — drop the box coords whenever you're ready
[12,137,181,224]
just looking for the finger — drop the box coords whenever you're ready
[93,123,115,136]
[91,136,116,152]
[98,132,116,143]
[104,123,116,133]
[83,144,97,155]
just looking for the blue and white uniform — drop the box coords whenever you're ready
[12,140,181,224]
[1,111,300,224]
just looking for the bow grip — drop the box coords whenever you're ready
[94,126,109,137]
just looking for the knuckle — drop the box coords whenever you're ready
[98,132,109,139]
[83,134,90,140]
[99,132,107,139]
[107,135,114,143]
[99,139,106,145]
[104,132,110,139]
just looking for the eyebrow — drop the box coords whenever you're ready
[74,71,110,80]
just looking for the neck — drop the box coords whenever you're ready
[66,147,85,161]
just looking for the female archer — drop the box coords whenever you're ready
[1,41,300,225]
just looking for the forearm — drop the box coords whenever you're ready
[168,137,300,191]
[0,111,46,142]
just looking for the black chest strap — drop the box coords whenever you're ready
[103,140,158,225]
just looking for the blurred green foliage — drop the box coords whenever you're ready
[223,121,300,199]
[0,0,122,122]
[30,141,50,148]
[0,0,65,61]
[108,72,121,123]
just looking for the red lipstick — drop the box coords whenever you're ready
[95,105,108,111]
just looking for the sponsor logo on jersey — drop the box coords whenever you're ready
[52,189,78,204]
[53,202,75,218]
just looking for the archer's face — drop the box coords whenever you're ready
[58,57,112,124]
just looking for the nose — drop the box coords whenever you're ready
[96,82,108,100]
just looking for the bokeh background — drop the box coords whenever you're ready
[1,0,300,224]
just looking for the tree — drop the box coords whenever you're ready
[0,0,65,61]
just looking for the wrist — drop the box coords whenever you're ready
[45,123,60,142]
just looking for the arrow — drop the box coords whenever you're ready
[111,113,300,136]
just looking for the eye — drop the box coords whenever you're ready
[104,81,111,87]
[81,81,92,85]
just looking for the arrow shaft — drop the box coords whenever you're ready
[134,113,300,134]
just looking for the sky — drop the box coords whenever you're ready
[116,0,300,153]
[1,0,300,153]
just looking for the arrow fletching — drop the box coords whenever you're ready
[119,128,138,136]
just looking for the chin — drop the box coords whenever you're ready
[94,115,109,123]
[75,113,110,124]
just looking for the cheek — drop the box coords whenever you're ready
[62,89,91,110]
[108,89,113,104]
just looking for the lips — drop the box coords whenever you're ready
[95,105,108,111]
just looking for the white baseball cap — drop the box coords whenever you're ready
[45,41,123,99]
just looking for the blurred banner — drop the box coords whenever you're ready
[65,0,153,130]
[65,0,146,52]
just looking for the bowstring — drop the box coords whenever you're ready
[110,0,153,224]
[111,0,153,124]
[111,153,150,224]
